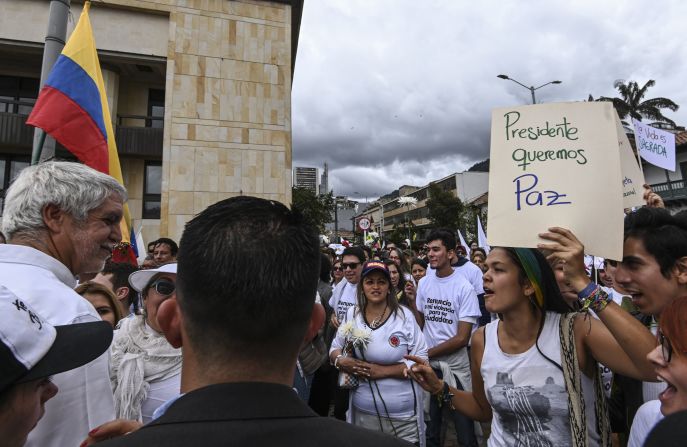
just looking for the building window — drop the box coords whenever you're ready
[147,89,164,129]
[143,161,161,219]
[0,76,39,115]
[0,156,30,214]
[679,161,687,183]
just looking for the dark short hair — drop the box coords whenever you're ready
[154,238,178,256]
[341,246,365,263]
[411,258,428,270]
[624,208,687,278]
[427,229,456,251]
[177,197,319,364]
[100,261,139,311]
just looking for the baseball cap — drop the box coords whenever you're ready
[361,261,391,282]
[0,286,113,394]
[128,262,177,293]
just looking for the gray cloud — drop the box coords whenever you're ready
[292,0,687,200]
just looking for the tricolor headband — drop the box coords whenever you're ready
[513,248,545,308]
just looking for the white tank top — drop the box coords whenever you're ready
[481,312,599,447]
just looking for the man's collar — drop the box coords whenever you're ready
[149,382,316,425]
[0,244,76,287]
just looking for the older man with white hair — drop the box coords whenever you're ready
[0,161,126,447]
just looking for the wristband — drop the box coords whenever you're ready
[577,282,597,299]
[578,283,611,314]
[333,354,344,369]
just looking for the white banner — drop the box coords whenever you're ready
[616,116,646,208]
[477,216,490,254]
[632,118,676,171]
[457,229,471,256]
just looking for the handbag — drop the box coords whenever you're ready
[337,342,359,389]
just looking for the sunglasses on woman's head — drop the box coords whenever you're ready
[150,279,176,296]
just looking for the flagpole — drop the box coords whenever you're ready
[31,129,47,165]
[32,0,71,163]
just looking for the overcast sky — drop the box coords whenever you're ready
[291,0,687,201]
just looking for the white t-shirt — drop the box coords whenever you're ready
[416,269,481,349]
[628,400,663,447]
[453,260,485,295]
[328,280,358,323]
[330,305,428,417]
[482,313,600,447]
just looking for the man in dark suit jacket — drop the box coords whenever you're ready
[99,196,410,447]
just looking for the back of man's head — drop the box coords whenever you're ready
[625,207,687,278]
[177,196,319,366]
[1,161,127,240]
[427,228,456,251]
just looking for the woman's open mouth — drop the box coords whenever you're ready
[658,374,677,404]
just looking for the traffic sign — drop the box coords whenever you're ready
[358,217,371,231]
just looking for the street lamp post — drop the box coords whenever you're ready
[497,74,562,104]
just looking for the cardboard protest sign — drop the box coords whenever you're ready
[632,118,676,171]
[487,102,623,260]
[616,116,646,208]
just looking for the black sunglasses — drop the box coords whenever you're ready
[333,266,344,272]
[342,262,360,270]
[659,330,673,363]
[149,279,176,296]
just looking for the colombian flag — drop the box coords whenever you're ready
[27,1,137,264]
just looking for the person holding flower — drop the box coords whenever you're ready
[329,261,428,446]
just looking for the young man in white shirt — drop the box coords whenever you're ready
[415,229,481,447]
[328,247,364,327]
[611,207,687,435]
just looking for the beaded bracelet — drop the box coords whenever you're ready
[577,283,611,314]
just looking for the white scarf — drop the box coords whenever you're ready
[110,315,182,421]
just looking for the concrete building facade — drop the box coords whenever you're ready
[292,165,318,194]
[0,0,302,243]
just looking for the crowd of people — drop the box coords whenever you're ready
[0,161,686,447]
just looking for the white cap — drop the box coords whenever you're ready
[0,286,112,393]
[128,262,177,292]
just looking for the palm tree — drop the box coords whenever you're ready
[599,80,679,127]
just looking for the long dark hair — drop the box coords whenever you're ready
[500,247,572,371]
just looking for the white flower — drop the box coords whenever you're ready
[350,326,373,350]
[338,321,354,337]
[398,196,418,208]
